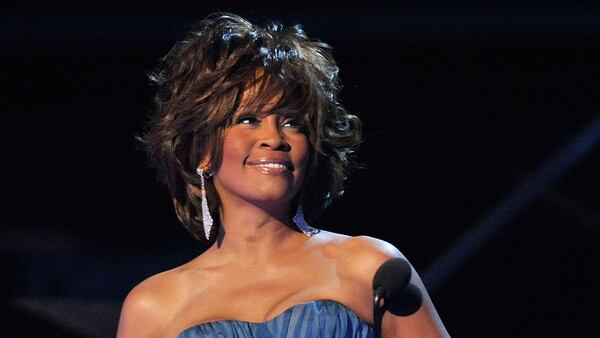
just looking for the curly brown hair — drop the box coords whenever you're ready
[141,12,362,241]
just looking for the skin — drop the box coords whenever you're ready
[117,87,450,337]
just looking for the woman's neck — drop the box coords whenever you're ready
[207,203,303,265]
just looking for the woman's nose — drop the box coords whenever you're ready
[259,118,290,151]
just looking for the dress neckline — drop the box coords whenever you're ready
[177,299,368,336]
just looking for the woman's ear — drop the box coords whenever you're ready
[189,161,211,198]
[197,154,212,174]
[189,155,211,199]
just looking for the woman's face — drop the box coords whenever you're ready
[211,88,310,213]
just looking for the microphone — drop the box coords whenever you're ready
[372,257,423,338]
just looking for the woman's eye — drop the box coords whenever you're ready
[235,115,259,125]
[282,118,304,129]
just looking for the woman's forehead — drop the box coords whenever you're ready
[238,84,283,112]
[233,67,307,118]
[236,86,303,119]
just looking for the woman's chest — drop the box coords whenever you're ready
[162,261,369,336]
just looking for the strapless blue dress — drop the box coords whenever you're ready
[178,300,374,338]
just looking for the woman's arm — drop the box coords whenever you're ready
[116,274,175,338]
[381,263,449,337]
[347,236,451,338]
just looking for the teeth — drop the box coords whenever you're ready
[255,163,287,168]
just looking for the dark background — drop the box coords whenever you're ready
[3,1,600,337]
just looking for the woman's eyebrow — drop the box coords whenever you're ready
[272,105,302,116]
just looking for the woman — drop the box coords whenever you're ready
[117,12,449,338]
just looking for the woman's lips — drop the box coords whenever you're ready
[246,159,293,175]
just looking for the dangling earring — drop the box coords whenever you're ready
[196,167,213,240]
[293,205,320,237]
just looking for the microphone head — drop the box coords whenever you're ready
[387,284,423,316]
[372,257,412,300]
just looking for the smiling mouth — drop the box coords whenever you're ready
[247,160,293,175]
[254,163,289,169]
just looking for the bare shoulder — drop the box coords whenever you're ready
[344,234,405,260]
[116,265,191,338]
[315,231,450,337]
[315,231,406,281]
[316,230,403,255]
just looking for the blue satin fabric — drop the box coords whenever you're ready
[178,300,374,338]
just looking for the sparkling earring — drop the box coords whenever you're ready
[196,167,213,240]
[293,206,320,237]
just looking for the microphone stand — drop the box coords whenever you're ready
[373,288,385,338]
